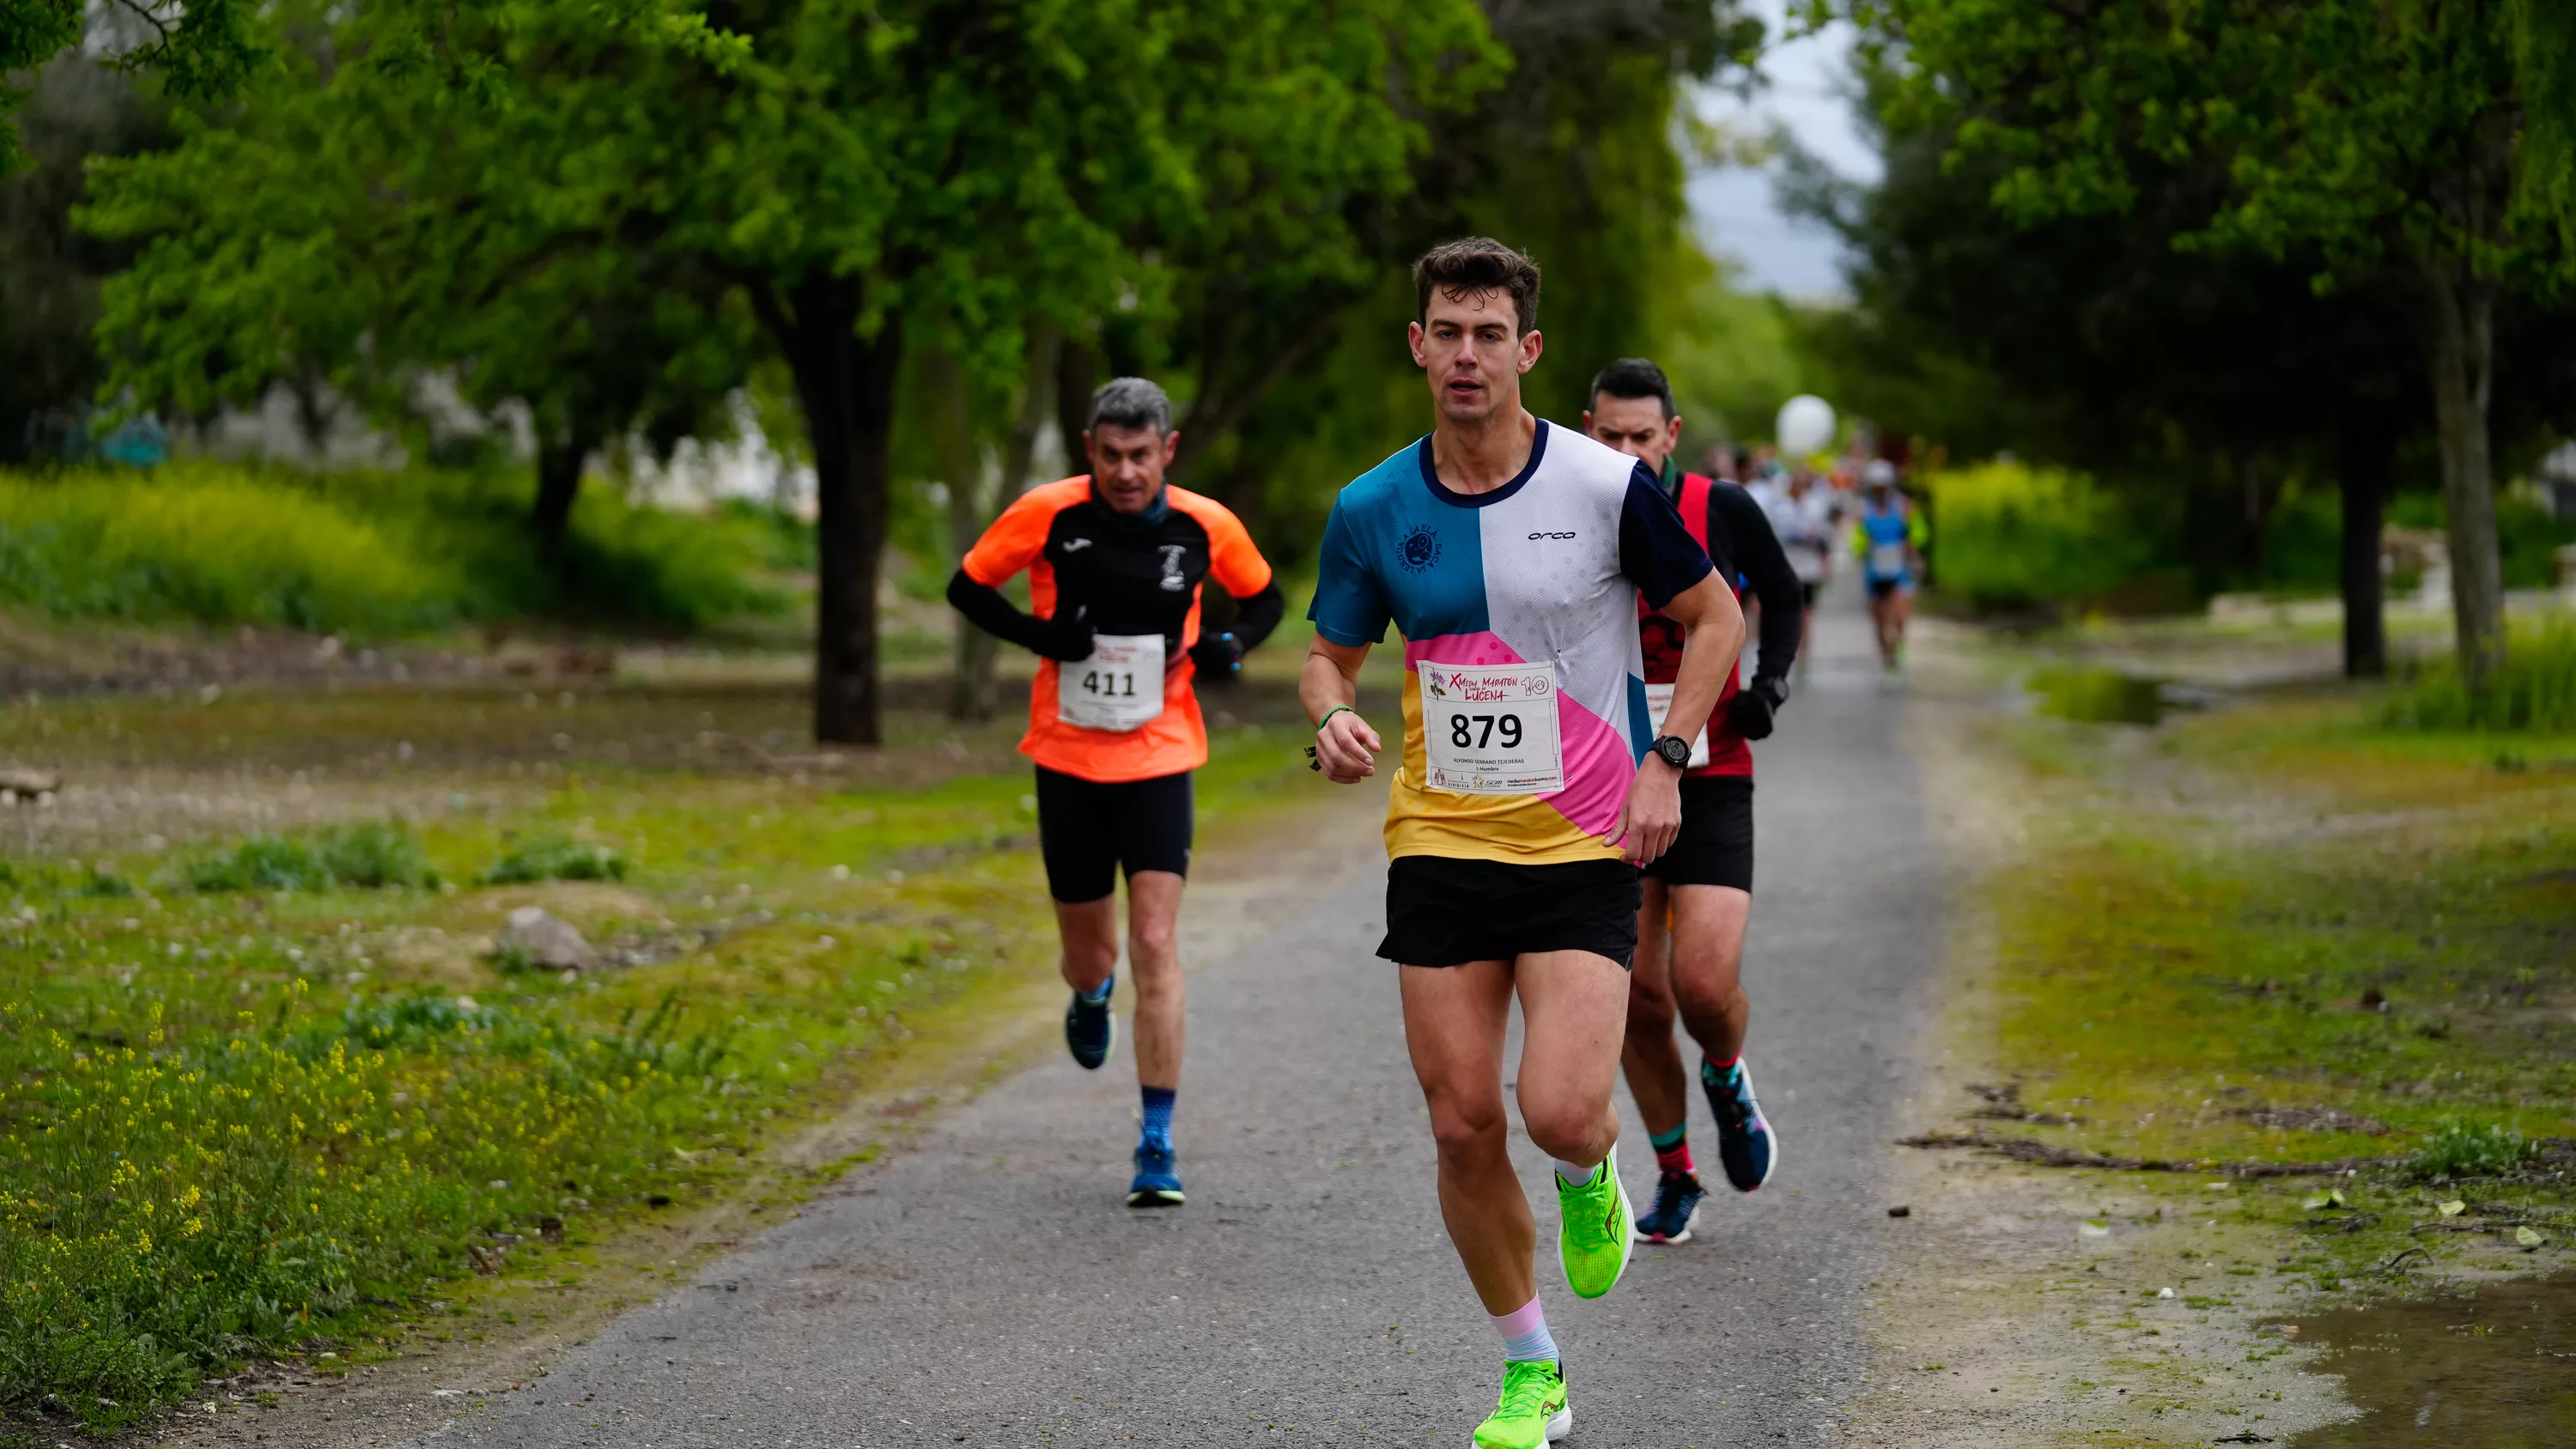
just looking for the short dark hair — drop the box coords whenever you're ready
[1413,237,1541,336]
[1087,377,1172,436]
[1589,358,1675,421]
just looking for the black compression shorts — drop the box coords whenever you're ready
[1033,766,1193,903]
[1642,775,1753,891]
[1377,856,1642,969]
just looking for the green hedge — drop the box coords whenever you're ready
[1923,459,2155,612]
[0,463,793,637]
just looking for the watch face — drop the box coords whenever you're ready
[1656,737,1692,768]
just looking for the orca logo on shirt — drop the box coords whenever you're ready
[1400,524,1442,573]
[1528,530,1577,541]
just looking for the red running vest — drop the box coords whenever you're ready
[1637,472,1752,779]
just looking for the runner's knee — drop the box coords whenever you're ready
[1624,975,1677,1034]
[1425,1097,1509,1163]
[1518,1100,1611,1162]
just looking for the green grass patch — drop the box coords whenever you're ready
[477,832,629,886]
[185,821,438,893]
[2384,616,2576,734]
[0,462,795,637]
[1980,700,2576,1171]
[1924,459,2156,613]
[0,703,1318,1433]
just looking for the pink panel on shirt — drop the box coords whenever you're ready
[1406,632,1631,836]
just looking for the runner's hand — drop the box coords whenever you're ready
[1034,607,1095,663]
[1188,632,1243,678]
[1606,759,1682,864]
[1728,683,1779,741]
[1312,708,1381,784]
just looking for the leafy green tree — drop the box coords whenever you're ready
[1863,0,2575,688]
[1,0,260,175]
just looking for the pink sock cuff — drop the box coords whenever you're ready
[1489,1296,1546,1338]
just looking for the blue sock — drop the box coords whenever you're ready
[1078,974,1113,1004]
[1139,1086,1176,1149]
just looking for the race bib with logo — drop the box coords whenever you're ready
[1642,682,1711,768]
[1419,661,1564,795]
[1868,542,1908,577]
[1057,634,1164,732]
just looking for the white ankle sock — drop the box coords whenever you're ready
[1551,1156,1597,1188]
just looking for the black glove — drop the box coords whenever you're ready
[1188,631,1244,679]
[1728,676,1789,741]
[1034,607,1095,663]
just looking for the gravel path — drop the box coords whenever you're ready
[395,583,1942,1447]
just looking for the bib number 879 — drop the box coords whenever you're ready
[1448,712,1522,749]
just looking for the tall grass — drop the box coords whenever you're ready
[2383,617,2576,733]
[1921,459,2155,612]
[0,463,793,637]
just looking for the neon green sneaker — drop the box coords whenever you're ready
[1555,1143,1634,1300]
[1473,1358,1571,1448]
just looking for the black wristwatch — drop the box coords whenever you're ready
[1649,735,1693,771]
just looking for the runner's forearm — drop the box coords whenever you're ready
[1655,577,1743,746]
[1299,642,1363,720]
[1227,580,1286,652]
[945,568,1056,655]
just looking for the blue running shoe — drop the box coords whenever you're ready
[1703,1058,1777,1192]
[1632,1169,1704,1245]
[1128,1142,1184,1207]
[1065,976,1115,1070]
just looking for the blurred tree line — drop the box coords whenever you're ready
[3,0,1775,742]
[1800,0,2576,682]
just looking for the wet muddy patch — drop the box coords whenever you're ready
[2287,1270,2576,1446]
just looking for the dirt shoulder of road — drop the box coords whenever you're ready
[144,785,1385,1449]
[1839,646,2354,1448]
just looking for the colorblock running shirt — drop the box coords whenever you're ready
[1857,497,1915,585]
[963,476,1273,783]
[1308,421,1715,864]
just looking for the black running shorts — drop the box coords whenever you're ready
[1642,776,1753,891]
[1377,856,1642,970]
[1033,766,1193,903]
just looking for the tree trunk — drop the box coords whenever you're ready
[1055,336,1097,477]
[531,431,590,564]
[2420,252,2506,690]
[922,346,1001,722]
[772,276,902,745]
[2240,454,2269,585]
[2335,416,2391,678]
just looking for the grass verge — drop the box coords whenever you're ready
[0,706,1319,1434]
[1965,686,2576,1300]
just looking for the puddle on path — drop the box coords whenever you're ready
[2026,665,2171,724]
[2287,1270,2576,1446]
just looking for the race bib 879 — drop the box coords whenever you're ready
[1418,661,1564,795]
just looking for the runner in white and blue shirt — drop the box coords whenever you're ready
[1297,237,1744,1449]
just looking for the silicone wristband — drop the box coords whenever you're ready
[1314,705,1355,733]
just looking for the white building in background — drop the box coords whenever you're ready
[2541,441,2576,521]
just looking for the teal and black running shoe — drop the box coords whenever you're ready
[1066,976,1115,1070]
[1703,1058,1777,1192]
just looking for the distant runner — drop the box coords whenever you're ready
[1303,239,1744,1449]
[1582,359,1800,1245]
[1853,459,1922,675]
[946,377,1284,1207]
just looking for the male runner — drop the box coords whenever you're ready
[1581,359,1801,1246]
[946,377,1283,1206]
[1853,459,1923,675]
[1303,239,1744,1449]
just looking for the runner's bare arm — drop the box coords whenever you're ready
[1300,637,1382,784]
[1607,573,1744,864]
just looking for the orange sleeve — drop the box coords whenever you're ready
[961,478,1080,588]
[1176,490,1273,597]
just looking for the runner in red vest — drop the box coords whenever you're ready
[1582,358,1804,1244]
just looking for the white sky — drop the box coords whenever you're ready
[1684,3,1880,300]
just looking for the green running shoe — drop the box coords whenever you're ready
[1555,1144,1635,1300]
[1473,1359,1571,1448]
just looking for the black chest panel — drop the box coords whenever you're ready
[1042,498,1213,643]
[1639,490,1741,682]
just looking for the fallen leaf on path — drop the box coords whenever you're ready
[2438,1199,2466,1216]
[2516,1226,2545,1248]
